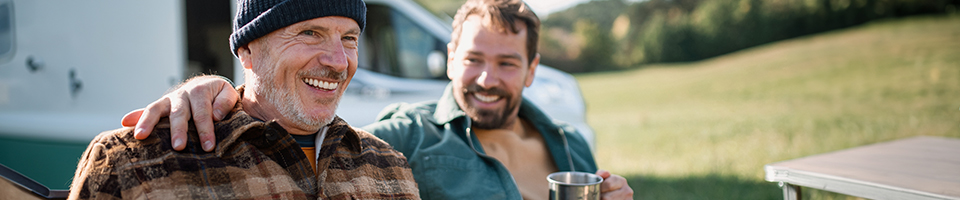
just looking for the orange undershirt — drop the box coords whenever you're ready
[301,147,316,172]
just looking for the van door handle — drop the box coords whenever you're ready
[69,68,82,98]
[26,56,43,73]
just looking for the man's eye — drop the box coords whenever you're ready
[343,36,359,45]
[342,36,359,48]
[301,30,316,36]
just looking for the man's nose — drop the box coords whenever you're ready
[475,65,500,89]
[318,41,349,72]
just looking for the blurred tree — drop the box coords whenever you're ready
[541,0,630,71]
[415,0,960,73]
[538,0,958,72]
[543,0,629,32]
[574,19,617,72]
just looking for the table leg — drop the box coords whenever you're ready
[780,182,802,200]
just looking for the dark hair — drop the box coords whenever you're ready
[449,0,540,63]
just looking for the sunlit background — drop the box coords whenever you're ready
[416,0,960,199]
[0,0,957,199]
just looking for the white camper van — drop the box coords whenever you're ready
[0,0,593,198]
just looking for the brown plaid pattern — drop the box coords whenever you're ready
[70,102,419,199]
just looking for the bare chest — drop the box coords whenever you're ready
[477,130,558,200]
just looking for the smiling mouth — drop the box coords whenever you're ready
[473,93,500,103]
[304,78,338,90]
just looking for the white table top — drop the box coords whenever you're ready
[765,136,960,200]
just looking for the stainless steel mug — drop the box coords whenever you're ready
[547,171,604,200]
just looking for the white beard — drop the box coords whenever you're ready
[251,64,337,131]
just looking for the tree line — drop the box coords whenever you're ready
[538,0,959,72]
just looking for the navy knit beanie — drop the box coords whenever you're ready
[229,0,367,56]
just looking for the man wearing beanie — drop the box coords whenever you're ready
[68,0,420,199]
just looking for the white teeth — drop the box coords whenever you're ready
[473,93,499,102]
[304,78,338,90]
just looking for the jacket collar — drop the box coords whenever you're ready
[433,84,467,125]
[323,116,362,152]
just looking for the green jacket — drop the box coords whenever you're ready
[362,84,597,199]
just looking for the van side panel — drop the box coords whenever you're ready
[0,0,184,191]
[0,1,184,141]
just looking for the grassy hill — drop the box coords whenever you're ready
[576,14,960,199]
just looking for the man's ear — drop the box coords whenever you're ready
[237,45,254,70]
[446,42,456,80]
[524,53,540,87]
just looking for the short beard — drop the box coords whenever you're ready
[251,49,345,130]
[462,84,520,129]
[470,108,512,129]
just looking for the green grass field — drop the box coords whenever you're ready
[576,14,960,199]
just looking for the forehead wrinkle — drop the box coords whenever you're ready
[299,24,330,33]
[294,17,361,34]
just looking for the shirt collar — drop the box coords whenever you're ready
[433,84,468,125]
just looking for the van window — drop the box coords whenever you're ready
[360,5,446,79]
[0,0,15,64]
[184,0,233,80]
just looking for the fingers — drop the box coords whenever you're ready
[131,75,235,152]
[598,170,617,193]
[211,83,239,121]
[121,109,145,127]
[194,77,235,152]
[168,91,192,151]
[600,174,626,193]
[597,169,612,179]
[187,84,217,152]
[597,170,634,200]
[198,82,238,152]
[134,98,170,140]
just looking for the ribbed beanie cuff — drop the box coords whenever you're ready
[229,0,367,56]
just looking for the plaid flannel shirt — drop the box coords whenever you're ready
[70,97,419,199]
